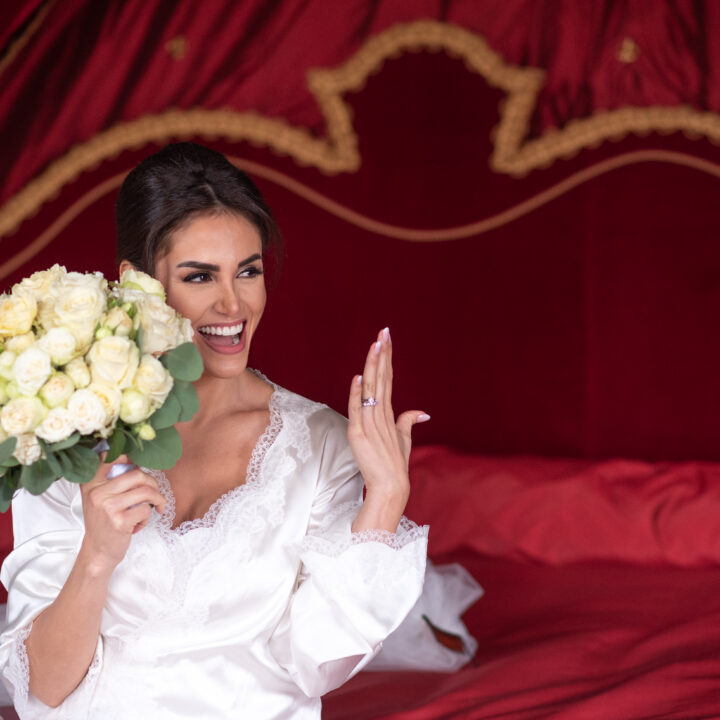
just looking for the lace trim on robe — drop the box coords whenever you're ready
[123,383,323,634]
[301,500,430,556]
[4,623,103,718]
[4,622,31,709]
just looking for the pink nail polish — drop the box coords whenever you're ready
[417,413,431,422]
[382,327,390,343]
[374,341,381,354]
[356,375,363,384]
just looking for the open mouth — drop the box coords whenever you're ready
[197,322,245,351]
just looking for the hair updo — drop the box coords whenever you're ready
[115,142,282,275]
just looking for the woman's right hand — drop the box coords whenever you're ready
[79,455,167,573]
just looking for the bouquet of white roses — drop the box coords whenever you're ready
[0,265,203,511]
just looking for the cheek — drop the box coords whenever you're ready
[163,285,195,319]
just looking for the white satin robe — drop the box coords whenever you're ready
[0,385,428,719]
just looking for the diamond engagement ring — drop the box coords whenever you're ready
[361,396,378,407]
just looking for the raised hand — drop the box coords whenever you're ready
[79,456,167,573]
[347,327,430,533]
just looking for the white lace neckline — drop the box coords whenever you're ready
[147,383,282,536]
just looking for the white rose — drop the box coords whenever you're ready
[1,396,46,435]
[38,327,77,365]
[88,382,121,429]
[13,347,52,396]
[131,294,183,355]
[119,389,152,424]
[39,372,75,408]
[13,433,42,466]
[0,292,37,337]
[103,306,133,336]
[0,352,17,382]
[179,317,194,344]
[13,265,66,302]
[132,355,173,407]
[5,332,36,354]
[0,380,7,405]
[87,336,139,389]
[119,269,166,299]
[64,357,91,388]
[67,389,106,434]
[36,407,76,443]
[5,381,19,400]
[45,272,108,352]
[0,425,7,443]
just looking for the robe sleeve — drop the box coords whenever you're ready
[0,480,103,719]
[269,414,429,698]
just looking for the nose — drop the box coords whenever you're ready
[214,279,241,316]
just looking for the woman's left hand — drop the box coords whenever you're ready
[347,327,430,533]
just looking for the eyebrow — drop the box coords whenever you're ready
[176,253,263,272]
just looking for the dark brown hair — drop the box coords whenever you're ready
[116,142,282,275]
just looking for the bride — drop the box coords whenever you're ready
[0,143,430,718]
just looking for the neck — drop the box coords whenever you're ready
[191,368,272,423]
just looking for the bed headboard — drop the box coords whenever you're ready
[3,35,720,462]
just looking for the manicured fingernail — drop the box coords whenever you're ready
[374,341,381,354]
[356,375,362,384]
[382,327,390,343]
[417,413,431,422]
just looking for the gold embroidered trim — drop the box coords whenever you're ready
[0,20,540,240]
[3,149,719,281]
[495,105,720,176]
[4,18,720,239]
[0,0,54,79]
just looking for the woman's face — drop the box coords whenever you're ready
[152,212,266,380]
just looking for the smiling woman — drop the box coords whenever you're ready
[0,143,430,719]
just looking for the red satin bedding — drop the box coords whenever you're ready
[324,447,720,719]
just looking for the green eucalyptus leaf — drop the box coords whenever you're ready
[127,426,182,469]
[0,477,12,512]
[0,437,17,466]
[173,380,199,422]
[41,442,64,478]
[119,427,140,454]
[59,446,100,484]
[105,428,127,464]
[47,433,80,452]
[149,391,182,430]
[160,343,203,382]
[20,459,56,495]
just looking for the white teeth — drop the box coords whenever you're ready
[198,323,244,336]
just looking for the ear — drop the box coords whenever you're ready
[118,259,136,278]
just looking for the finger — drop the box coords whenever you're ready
[378,327,393,420]
[361,338,381,403]
[123,503,154,534]
[348,374,364,436]
[105,474,159,499]
[88,469,162,503]
[396,410,431,460]
[106,486,166,515]
[82,454,132,493]
[375,328,390,404]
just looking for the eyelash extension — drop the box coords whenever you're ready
[182,266,264,283]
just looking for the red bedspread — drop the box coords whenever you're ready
[324,448,720,719]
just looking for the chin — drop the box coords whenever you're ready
[199,353,250,380]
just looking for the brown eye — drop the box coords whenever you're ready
[183,272,211,283]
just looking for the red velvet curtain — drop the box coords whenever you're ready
[2,1,720,460]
